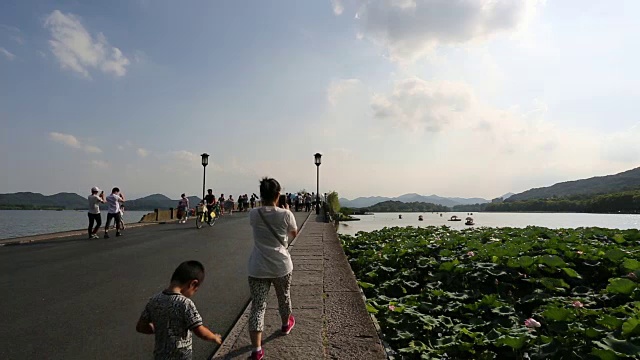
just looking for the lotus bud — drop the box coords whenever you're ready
[524,318,541,328]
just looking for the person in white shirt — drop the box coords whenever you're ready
[87,186,105,239]
[178,193,190,223]
[246,177,298,360]
[104,187,125,238]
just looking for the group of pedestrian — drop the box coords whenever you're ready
[135,177,297,360]
[285,192,315,212]
[87,186,126,239]
[237,193,258,211]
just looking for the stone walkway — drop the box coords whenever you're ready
[213,216,386,359]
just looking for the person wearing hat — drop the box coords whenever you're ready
[88,186,106,239]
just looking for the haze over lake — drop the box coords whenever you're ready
[337,212,640,236]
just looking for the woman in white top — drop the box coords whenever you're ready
[246,178,298,360]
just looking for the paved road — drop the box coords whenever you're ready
[0,211,309,360]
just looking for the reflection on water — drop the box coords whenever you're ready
[0,210,152,240]
[338,212,640,236]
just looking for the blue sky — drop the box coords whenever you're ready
[1,0,639,200]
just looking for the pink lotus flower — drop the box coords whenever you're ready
[629,272,638,280]
[572,301,584,308]
[524,318,541,328]
[467,251,475,257]
[388,305,395,311]
[576,250,584,255]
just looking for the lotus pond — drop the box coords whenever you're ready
[340,226,640,359]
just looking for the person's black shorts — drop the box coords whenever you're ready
[105,212,122,229]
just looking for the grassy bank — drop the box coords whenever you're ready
[340,226,640,359]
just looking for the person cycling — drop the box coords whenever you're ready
[203,189,217,223]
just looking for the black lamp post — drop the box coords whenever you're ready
[201,153,209,199]
[314,153,322,214]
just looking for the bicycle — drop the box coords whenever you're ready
[195,204,218,229]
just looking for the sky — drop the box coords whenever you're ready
[1,0,639,200]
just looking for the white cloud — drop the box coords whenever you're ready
[371,78,474,132]
[315,75,640,197]
[327,78,361,106]
[50,132,81,148]
[0,24,24,45]
[0,47,15,60]
[356,0,542,62]
[90,160,109,169]
[49,132,102,153]
[84,145,103,153]
[331,0,344,15]
[172,150,197,162]
[137,148,149,158]
[44,10,130,78]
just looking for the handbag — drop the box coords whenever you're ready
[257,208,288,248]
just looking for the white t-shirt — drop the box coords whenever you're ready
[106,193,123,214]
[248,206,297,278]
[88,194,102,214]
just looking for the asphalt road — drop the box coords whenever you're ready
[0,211,309,360]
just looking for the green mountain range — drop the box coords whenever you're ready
[506,167,640,202]
[0,192,202,211]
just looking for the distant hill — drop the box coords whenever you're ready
[507,167,640,202]
[0,192,86,210]
[0,192,204,211]
[339,193,489,208]
[362,200,450,213]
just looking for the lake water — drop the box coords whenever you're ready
[0,210,153,240]
[337,212,640,236]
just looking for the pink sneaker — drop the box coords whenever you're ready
[248,348,264,360]
[281,315,295,335]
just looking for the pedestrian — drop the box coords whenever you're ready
[136,260,222,359]
[238,194,244,212]
[178,193,190,223]
[218,193,225,216]
[250,193,257,209]
[88,186,105,239]
[246,177,298,360]
[104,187,125,238]
[304,193,311,212]
[226,195,234,215]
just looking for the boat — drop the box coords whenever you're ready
[399,214,402,219]
[465,217,474,226]
[448,215,462,222]
[418,215,423,221]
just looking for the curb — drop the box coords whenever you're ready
[0,220,180,247]
[209,211,312,360]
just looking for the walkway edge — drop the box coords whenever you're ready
[209,211,312,360]
[0,221,176,247]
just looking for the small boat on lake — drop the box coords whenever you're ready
[465,217,474,226]
[449,215,462,222]
[399,214,402,219]
[418,215,424,221]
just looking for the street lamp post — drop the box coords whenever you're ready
[201,153,209,199]
[314,153,322,214]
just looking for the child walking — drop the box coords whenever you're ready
[136,260,222,359]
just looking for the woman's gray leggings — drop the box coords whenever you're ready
[248,273,292,332]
